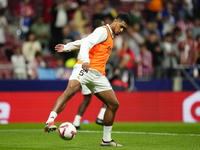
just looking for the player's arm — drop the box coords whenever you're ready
[80,27,108,72]
[55,39,83,53]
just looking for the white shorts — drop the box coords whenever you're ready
[81,84,92,95]
[69,64,112,94]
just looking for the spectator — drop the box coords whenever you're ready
[81,24,92,38]
[54,55,71,80]
[193,0,200,18]
[145,31,163,78]
[68,20,81,40]
[15,0,34,40]
[103,14,113,25]
[146,0,163,21]
[93,19,105,29]
[42,0,54,24]
[51,0,68,41]
[192,17,200,39]
[30,16,50,51]
[161,33,179,78]
[92,4,104,30]
[178,29,199,67]
[58,25,74,47]
[50,25,74,51]
[52,25,75,61]
[73,2,89,35]
[172,26,186,43]
[196,34,200,67]
[113,32,124,52]
[0,6,7,47]
[101,0,117,19]
[66,0,78,21]
[106,48,120,82]
[161,1,176,36]
[111,54,133,91]
[22,32,42,63]
[136,44,153,78]
[176,0,185,20]
[119,39,135,70]
[182,0,194,19]
[28,51,46,79]
[129,2,143,26]
[143,20,160,40]
[126,22,145,56]
[11,46,27,79]
[0,0,7,14]
[176,15,194,33]
[54,55,65,68]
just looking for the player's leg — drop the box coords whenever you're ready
[52,80,81,113]
[45,79,81,132]
[95,90,122,146]
[73,85,92,129]
[86,72,121,146]
[45,64,88,132]
[96,103,107,125]
[77,94,92,116]
[95,90,119,126]
[73,93,92,129]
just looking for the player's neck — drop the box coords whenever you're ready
[109,23,115,35]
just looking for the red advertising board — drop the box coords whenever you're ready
[0,91,200,123]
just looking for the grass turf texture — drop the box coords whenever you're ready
[0,122,200,150]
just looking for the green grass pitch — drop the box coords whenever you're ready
[0,122,200,150]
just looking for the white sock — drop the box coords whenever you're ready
[97,108,106,120]
[103,126,112,141]
[73,115,82,126]
[46,111,57,123]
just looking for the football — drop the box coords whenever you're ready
[58,122,76,140]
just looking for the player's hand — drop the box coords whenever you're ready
[55,44,65,52]
[82,62,90,73]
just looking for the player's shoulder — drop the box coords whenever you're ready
[94,26,107,33]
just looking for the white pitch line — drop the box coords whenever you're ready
[78,130,200,137]
[0,129,200,137]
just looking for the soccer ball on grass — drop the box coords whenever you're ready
[58,122,76,140]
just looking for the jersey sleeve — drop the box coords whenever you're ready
[63,39,83,52]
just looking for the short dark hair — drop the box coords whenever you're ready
[164,32,172,37]
[35,51,42,58]
[116,13,131,25]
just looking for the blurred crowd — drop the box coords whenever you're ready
[0,0,200,91]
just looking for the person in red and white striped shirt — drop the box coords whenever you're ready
[176,16,194,34]
[178,28,199,67]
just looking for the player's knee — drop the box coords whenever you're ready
[110,101,119,111]
[65,84,80,99]
[114,101,119,110]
